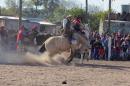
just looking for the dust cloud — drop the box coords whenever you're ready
[0,48,25,64]
[0,43,70,66]
[25,51,70,66]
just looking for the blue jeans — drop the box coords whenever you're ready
[91,48,94,59]
[94,47,99,60]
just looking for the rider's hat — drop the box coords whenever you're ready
[66,15,72,18]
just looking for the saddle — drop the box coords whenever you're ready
[63,33,77,45]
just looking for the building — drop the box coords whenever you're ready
[102,20,130,34]
[122,4,130,13]
[0,16,56,35]
[100,4,130,34]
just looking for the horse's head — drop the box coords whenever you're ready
[78,24,90,41]
[73,32,91,52]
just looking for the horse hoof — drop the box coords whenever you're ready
[64,60,71,65]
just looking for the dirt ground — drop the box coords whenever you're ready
[0,60,130,86]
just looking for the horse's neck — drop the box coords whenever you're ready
[74,33,86,43]
[75,33,90,49]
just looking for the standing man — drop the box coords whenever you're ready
[0,25,8,47]
[16,25,24,51]
[102,34,108,60]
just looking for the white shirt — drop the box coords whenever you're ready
[63,19,67,29]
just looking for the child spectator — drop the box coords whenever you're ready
[98,45,105,60]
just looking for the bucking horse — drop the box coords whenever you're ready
[39,24,91,64]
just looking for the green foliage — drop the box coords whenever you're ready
[5,0,18,8]
[89,11,109,30]
[48,6,66,22]
[32,0,43,6]
[1,0,110,31]
[1,7,18,16]
[48,7,86,23]
[23,0,34,8]
[65,7,86,23]
[3,0,18,16]
[66,7,85,17]
[42,0,49,9]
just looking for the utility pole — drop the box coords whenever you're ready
[35,0,38,12]
[34,0,39,17]
[19,0,22,29]
[86,0,88,24]
[17,0,23,53]
[108,0,111,33]
[0,6,1,16]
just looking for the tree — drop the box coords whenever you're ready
[31,0,61,17]
[32,0,43,12]
[23,0,34,8]
[48,6,66,22]
[89,11,109,30]
[66,7,87,23]
[5,0,18,8]
[4,0,19,16]
[102,0,115,32]
[47,0,60,15]
[67,7,84,17]
[46,0,80,22]
[42,0,49,9]
[22,0,35,17]
[60,0,78,9]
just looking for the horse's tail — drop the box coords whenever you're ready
[39,42,46,53]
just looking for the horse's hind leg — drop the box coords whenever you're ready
[80,49,90,64]
[39,43,46,53]
[48,52,55,57]
[65,50,75,64]
[80,53,85,64]
[66,56,73,63]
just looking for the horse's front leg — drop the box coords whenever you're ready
[80,49,90,64]
[65,49,75,64]
[80,52,85,64]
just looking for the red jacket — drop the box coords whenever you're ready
[73,19,81,25]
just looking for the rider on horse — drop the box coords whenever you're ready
[72,16,85,34]
[73,16,81,32]
[62,15,73,40]
[62,15,84,42]
[63,15,72,32]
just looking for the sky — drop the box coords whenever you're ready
[0,0,129,12]
[0,0,6,7]
[78,0,130,12]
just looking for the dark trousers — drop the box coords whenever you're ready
[94,47,99,60]
[105,47,108,60]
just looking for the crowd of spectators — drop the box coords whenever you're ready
[106,12,130,21]
[89,31,130,61]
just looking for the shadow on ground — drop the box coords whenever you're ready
[75,62,130,71]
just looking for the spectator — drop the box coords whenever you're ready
[0,25,8,50]
[93,38,102,60]
[89,31,130,61]
[98,45,105,60]
[121,38,128,60]
[102,34,108,60]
